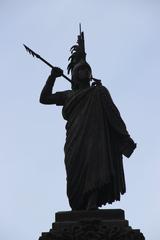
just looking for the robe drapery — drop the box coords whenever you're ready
[62,85,136,210]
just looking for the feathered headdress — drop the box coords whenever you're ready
[67,24,101,87]
[67,24,88,74]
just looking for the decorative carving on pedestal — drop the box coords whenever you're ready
[39,210,145,240]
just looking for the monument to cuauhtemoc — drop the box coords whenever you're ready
[33,25,145,240]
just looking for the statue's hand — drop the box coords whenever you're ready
[51,67,63,78]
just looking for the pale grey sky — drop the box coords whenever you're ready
[1,1,160,239]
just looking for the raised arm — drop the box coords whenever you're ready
[39,67,64,105]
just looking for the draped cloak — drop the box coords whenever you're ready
[62,85,136,210]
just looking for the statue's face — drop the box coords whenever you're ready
[71,62,92,90]
[78,66,92,81]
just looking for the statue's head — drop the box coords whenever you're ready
[71,60,92,89]
[67,25,101,89]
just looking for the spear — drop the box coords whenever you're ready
[23,44,72,83]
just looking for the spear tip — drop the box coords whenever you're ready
[23,44,27,49]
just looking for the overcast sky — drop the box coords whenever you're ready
[1,1,160,239]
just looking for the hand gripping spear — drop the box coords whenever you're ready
[23,44,72,83]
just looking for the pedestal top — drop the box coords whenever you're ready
[55,209,125,222]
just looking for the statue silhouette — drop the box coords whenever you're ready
[39,27,136,210]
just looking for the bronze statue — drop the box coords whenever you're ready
[39,26,136,211]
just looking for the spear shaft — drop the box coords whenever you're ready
[23,44,72,83]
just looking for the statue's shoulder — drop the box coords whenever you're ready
[96,84,111,97]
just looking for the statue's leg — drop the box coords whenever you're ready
[86,189,98,210]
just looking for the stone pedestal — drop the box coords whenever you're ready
[39,209,145,240]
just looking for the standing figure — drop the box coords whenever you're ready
[40,28,136,210]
